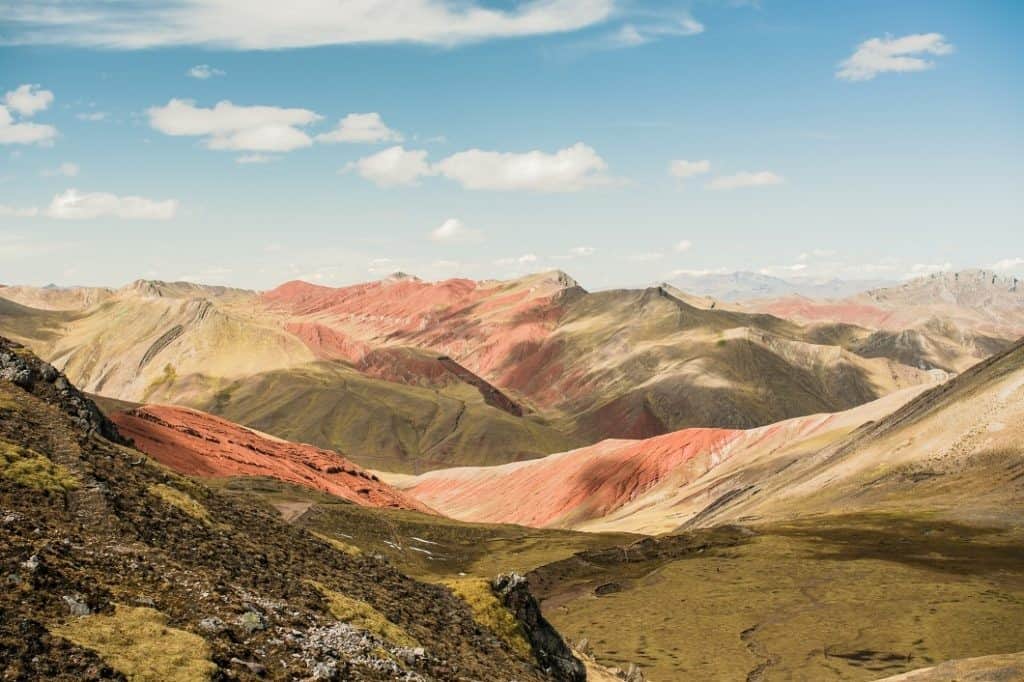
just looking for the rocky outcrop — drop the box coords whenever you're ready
[493,573,585,682]
[0,336,125,444]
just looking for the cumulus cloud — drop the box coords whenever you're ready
[429,218,482,243]
[669,159,710,180]
[317,112,402,144]
[0,86,58,146]
[3,0,614,49]
[674,239,692,252]
[349,146,433,187]
[435,142,608,192]
[147,98,322,152]
[837,33,953,82]
[46,188,178,220]
[989,257,1024,272]
[4,84,54,116]
[188,64,225,79]
[41,162,79,177]
[706,171,784,191]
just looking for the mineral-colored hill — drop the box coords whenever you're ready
[3,269,1015,472]
[111,404,434,513]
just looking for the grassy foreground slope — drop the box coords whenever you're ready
[0,336,580,681]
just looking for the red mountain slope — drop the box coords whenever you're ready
[111,405,434,513]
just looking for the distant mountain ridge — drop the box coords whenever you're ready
[664,270,897,302]
[0,268,1017,473]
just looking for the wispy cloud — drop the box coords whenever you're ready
[669,159,710,180]
[41,161,79,177]
[46,188,178,220]
[3,0,615,49]
[187,64,225,79]
[837,33,953,81]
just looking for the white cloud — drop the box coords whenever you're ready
[496,253,538,266]
[188,64,225,79]
[4,0,614,49]
[0,204,39,218]
[435,142,608,192]
[669,159,710,180]
[611,16,703,47]
[46,188,178,220]
[989,257,1024,272]
[349,146,433,187]
[4,84,53,116]
[0,104,57,146]
[569,246,595,257]
[429,218,482,243]
[706,171,784,191]
[76,111,107,121]
[236,153,274,164]
[673,239,692,253]
[317,112,402,144]
[41,161,79,177]
[147,98,321,152]
[837,33,953,82]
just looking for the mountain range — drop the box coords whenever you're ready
[1,268,1022,681]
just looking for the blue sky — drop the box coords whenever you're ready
[1,0,1021,290]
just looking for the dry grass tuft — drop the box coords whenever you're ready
[440,577,531,656]
[50,604,216,681]
[148,483,209,522]
[0,438,77,493]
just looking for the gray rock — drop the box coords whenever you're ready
[39,363,58,382]
[230,658,268,675]
[62,594,91,616]
[198,617,227,634]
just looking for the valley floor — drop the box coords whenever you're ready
[529,514,1024,681]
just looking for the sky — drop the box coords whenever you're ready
[1,0,1022,291]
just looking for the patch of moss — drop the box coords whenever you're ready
[0,438,77,493]
[148,483,209,522]
[50,604,216,682]
[308,580,418,647]
[310,530,362,556]
[440,577,530,656]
